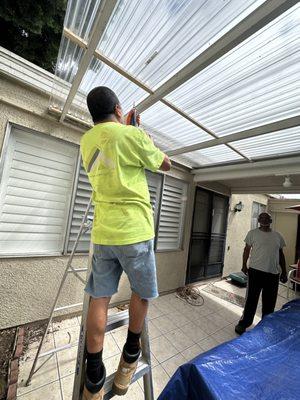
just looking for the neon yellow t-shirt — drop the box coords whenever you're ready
[80,122,165,245]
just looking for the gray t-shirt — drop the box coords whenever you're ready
[244,228,286,274]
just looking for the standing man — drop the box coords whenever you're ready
[80,87,171,399]
[235,212,288,335]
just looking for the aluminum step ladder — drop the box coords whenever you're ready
[26,197,154,400]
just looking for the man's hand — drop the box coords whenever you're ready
[280,272,287,283]
[242,265,248,275]
[126,109,140,126]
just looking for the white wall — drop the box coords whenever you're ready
[223,194,268,277]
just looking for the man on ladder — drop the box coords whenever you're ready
[80,86,171,399]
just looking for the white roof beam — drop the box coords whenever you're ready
[167,116,300,156]
[60,0,118,122]
[161,99,250,160]
[194,155,300,182]
[135,0,298,114]
[63,28,249,161]
[231,186,300,194]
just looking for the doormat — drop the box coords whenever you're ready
[202,284,245,308]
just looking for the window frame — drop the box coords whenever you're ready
[0,122,79,258]
[156,174,189,252]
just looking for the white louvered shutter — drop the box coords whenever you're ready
[157,176,188,251]
[145,170,163,230]
[0,126,78,256]
[67,162,93,252]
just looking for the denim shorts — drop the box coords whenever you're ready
[85,239,158,300]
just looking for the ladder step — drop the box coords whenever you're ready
[54,303,83,312]
[103,358,150,400]
[38,311,130,359]
[38,342,78,358]
[67,268,88,273]
[106,310,129,333]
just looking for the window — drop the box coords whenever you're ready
[0,125,78,256]
[251,202,266,229]
[156,176,188,251]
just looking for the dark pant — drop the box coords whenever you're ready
[239,268,279,328]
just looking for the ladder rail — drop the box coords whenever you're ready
[26,197,93,386]
[141,322,154,399]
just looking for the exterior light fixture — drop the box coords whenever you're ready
[234,201,244,212]
[283,176,292,188]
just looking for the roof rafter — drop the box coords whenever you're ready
[167,116,300,156]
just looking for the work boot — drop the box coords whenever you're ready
[83,364,106,400]
[112,351,140,396]
[235,324,246,335]
[82,386,104,400]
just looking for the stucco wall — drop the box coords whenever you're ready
[268,199,298,267]
[0,75,194,329]
[223,194,268,277]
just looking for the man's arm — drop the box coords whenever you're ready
[159,155,171,171]
[279,248,287,283]
[242,244,251,275]
[131,114,171,172]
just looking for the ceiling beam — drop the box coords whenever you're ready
[135,0,297,114]
[160,99,250,160]
[167,116,300,156]
[231,186,300,194]
[193,155,300,182]
[60,0,118,122]
[63,28,249,161]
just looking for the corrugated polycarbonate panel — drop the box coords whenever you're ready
[68,57,149,121]
[50,36,86,112]
[181,145,243,166]
[141,102,212,148]
[234,127,300,159]
[64,0,103,41]
[140,122,201,168]
[96,0,263,89]
[166,4,300,137]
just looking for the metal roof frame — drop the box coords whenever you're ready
[193,154,300,182]
[57,0,298,168]
[167,116,300,156]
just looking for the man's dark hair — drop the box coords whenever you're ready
[87,86,120,123]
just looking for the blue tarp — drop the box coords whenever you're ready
[158,299,300,400]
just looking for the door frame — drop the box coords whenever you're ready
[185,187,229,284]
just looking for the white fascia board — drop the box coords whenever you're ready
[194,155,300,182]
